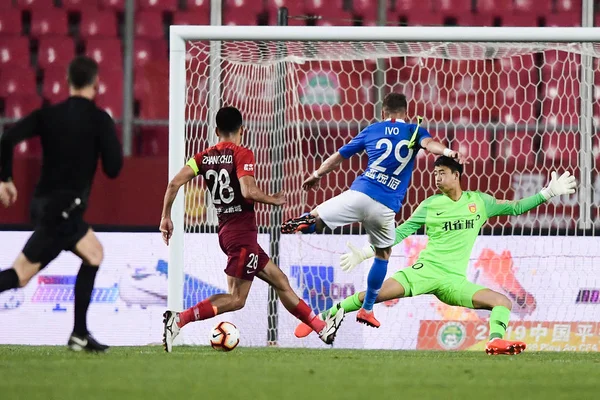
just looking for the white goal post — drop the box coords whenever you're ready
[168,25,600,349]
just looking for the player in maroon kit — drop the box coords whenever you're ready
[159,107,344,352]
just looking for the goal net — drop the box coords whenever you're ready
[172,27,600,351]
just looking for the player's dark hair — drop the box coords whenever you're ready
[434,156,463,177]
[382,93,407,113]
[216,106,243,135]
[67,56,99,89]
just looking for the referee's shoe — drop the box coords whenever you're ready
[67,332,109,353]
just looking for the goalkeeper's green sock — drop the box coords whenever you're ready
[489,305,511,340]
[321,292,363,318]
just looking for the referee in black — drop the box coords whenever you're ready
[0,56,123,352]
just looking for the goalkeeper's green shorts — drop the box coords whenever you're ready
[391,261,486,309]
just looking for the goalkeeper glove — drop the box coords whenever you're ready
[340,242,375,272]
[540,171,577,201]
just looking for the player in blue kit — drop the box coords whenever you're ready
[281,93,465,329]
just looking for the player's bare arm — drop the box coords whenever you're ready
[0,180,18,208]
[420,137,467,164]
[302,151,344,190]
[239,175,286,206]
[160,165,196,245]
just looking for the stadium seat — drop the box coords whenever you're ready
[15,0,55,10]
[500,14,539,27]
[0,9,23,36]
[30,9,69,38]
[138,127,169,157]
[513,0,553,14]
[62,0,90,12]
[137,0,178,12]
[544,12,581,27]
[3,94,42,119]
[223,0,265,25]
[476,0,513,14]
[136,61,168,119]
[542,132,580,164]
[495,130,536,168]
[42,66,69,103]
[98,0,125,11]
[37,37,75,70]
[184,54,209,122]
[85,38,122,67]
[0,67,37,97]
[495,55,537,125]
[0,37,30,67]
[556,0,581,13]
[186,0,210,12]
[135,11,165,39]
[432,0,471,14]
[266,0,304,20]
[542,51,579,127]
[80,9,119,38]
[134,39,167,68]
[173,10,210,26]
[452,129,490,161]
[96,93,123,119]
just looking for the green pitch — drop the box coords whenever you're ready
[1,346,598,400]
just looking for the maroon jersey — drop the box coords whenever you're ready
[188,141,256,231]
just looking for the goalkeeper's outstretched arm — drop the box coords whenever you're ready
[482,171,577,218]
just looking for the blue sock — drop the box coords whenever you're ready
[299,212,316,234]
[362,258,388,311]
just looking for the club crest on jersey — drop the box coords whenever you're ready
[468,203,477,213]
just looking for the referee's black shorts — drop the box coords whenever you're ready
[22,196,89,268]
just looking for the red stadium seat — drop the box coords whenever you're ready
[37,37,75,69]
[452,129,490,161]
[495,130,536,168]
[266,0,304,20]
[542,51,579,127]
[96,93,123,119]
[432,0,471,13]
[137,0,178,12]
[4,94,42,119]
[85,38,122,67]
[80,9,119,38]
[0,67,37,97]
[30,9,68,38]
[495,55,537,125]
[138,127,168,157]
[0,37,30,67]
[476,0,513,14]
[173,10,210,26]
[542,132,580,164]
[62,0,90,11]
[513,0,553,13]
[224,13,260,26]
[98,0,125,11]
[136,61,168,119]
[134,39,167,67]
[0,9,23,36]
[545,12,581,27]
[42,66,69,103]
[187,0,209,9]
[135,11,164,39]
[556,0,581,13]
[15,0,55,10]
[500,14,539,27]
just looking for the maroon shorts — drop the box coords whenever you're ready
[218,229,269,281]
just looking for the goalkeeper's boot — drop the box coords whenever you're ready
[294,312,328,338]
[485,338,526,355]
[281,212,316,234]
[67,332,109,353]
[318,308,345,345]
[356,308,380,328]
[163,310,181,353]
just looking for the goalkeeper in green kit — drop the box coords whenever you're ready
[294,156,577,355]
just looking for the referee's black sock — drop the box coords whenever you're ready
[0,268,19,292]
[73,264,98,336]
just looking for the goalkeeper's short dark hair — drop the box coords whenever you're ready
[216,106,243,135]
[435,155,463,177]
[382,93,407,113]
[68,56,99,89]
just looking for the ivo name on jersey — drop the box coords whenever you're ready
[385,126,401,135]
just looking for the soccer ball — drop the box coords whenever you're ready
[210,322,240,351]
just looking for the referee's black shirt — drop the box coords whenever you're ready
[0,96,123,208]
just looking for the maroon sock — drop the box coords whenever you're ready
[177,299,217,328]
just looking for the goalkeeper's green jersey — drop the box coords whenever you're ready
[393,191,546,276]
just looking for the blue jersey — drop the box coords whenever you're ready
[338,119,431,213]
